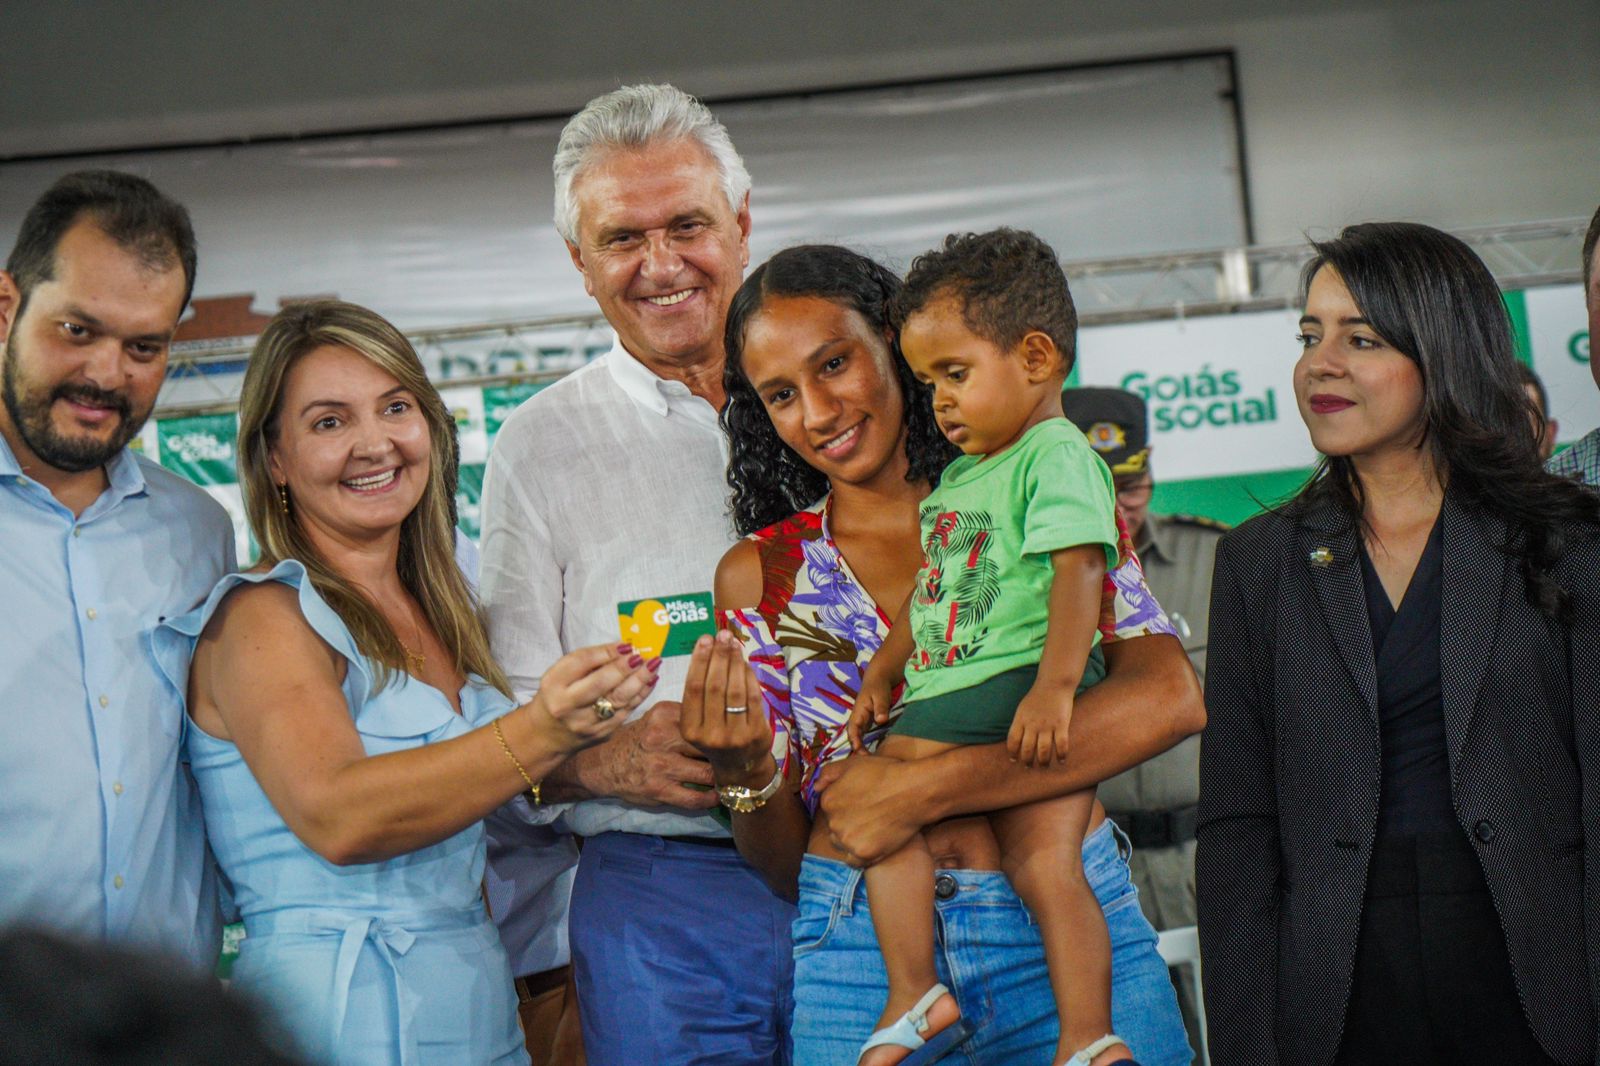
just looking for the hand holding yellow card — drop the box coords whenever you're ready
[617,592,716,659]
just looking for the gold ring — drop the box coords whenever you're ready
[593,697,617,721]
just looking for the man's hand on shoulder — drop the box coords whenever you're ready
[542,699,719,811]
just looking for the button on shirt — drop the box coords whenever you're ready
[478,337,736,975]
[0,436,235,967]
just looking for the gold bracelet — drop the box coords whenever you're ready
[492,717,542,805]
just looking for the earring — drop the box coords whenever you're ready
[277,482,290,515]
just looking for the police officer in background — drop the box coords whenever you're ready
[1064,386,1224,1045]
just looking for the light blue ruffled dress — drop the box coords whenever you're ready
[154,559,529,1066]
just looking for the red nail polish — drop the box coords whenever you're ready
[628,654,643,668]
[616,643,634,654]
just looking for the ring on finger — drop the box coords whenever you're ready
[593,696,617,721]
[724,704,748,715]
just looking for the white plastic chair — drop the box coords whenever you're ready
[1156,924,1209,1066]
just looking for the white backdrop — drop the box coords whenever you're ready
[0,57,1247,331]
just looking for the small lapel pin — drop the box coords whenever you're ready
[1308,547,1335,568]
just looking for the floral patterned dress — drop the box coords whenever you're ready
[722,495,1175,814]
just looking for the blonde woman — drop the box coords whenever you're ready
[153,301,658,1065]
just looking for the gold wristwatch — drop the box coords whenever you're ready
[716,763,784,814]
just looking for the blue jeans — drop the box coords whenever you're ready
[569,833,797,1065]
[791,820,1191,1065]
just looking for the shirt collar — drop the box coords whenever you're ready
[104,445,149,499]
[0,431,147,501]
[605,335,695,418]
[0,432,19,479]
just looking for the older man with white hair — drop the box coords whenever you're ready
[478,85,793,1064]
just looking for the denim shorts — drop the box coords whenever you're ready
[790,820,1191,1065]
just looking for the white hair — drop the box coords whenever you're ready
[552,83,752,245]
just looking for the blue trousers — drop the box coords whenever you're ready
[569,832,796,1065]
[791,820,1192,1065]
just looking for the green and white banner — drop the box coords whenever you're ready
[456,462,486,542]
[157,412,238,485]
[1076,284,1595,526]
[145,283,1595,545]
[1512,286,1594,444]
[147,412,252,563]
[146,384,548,556]
[445,381,549,540]
[1078,307,1312,525]
[441,385,488,466]
[483,382,549,439]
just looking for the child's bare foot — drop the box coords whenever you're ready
[858,985,963,1065]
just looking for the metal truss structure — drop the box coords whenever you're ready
[154,217,1592,419]
[1066,217,1590,326]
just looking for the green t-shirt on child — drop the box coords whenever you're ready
[902,417,1118,705]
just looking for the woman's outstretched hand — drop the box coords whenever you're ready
[527,643,660,754]
[681,630,775,789]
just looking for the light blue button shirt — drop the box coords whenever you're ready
[0,434,236,967]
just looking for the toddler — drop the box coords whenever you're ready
[849,229,1137,1066]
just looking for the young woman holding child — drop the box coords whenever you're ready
[679,238,1197,1065]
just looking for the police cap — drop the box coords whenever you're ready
[1061,386,1150,476]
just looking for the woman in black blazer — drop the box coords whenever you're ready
[1196,222,1600,1066]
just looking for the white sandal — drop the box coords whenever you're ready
[856,983,971,1064]
[1059,1033,1136,1066]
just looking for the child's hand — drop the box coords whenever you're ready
[1007,682,1074,767]
[848,677,895,753]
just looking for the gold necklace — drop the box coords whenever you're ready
[398,613,426,675]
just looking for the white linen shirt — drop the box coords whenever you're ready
[478,336,736,968]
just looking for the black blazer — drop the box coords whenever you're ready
[1196,494,1600,1066]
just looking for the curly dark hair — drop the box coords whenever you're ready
[1294,221,1600,622]
[722,245,959,536]
[891,227,1078,376]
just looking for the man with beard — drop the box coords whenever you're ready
[0,171,235,967]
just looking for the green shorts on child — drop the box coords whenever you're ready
[888,645,1106,744]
